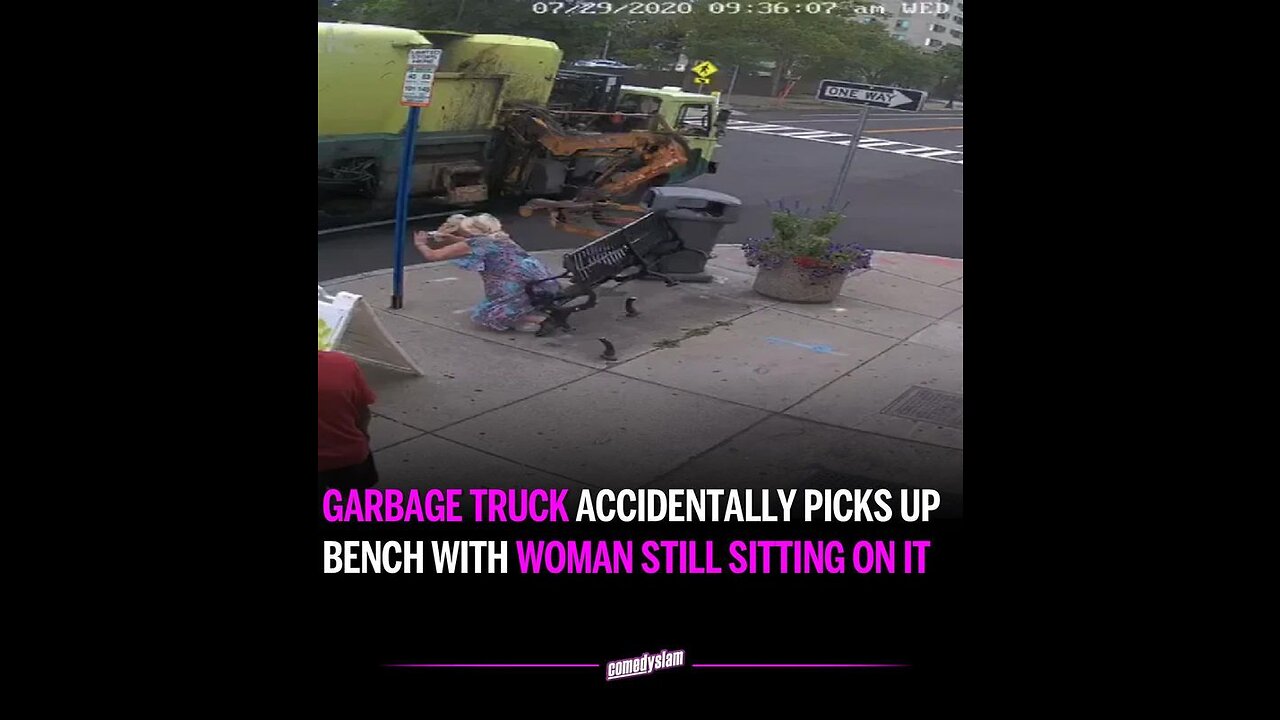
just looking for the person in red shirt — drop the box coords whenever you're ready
[318,350,379,488]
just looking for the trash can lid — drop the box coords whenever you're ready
[647,187,743,208]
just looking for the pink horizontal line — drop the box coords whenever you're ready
[694,664,908,668]
[385,664,599,668]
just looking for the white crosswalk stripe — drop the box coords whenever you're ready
[725,119,963,166]
[736,124,793,133]
[779,130,848,139]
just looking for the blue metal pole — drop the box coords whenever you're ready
[391,105,421,310]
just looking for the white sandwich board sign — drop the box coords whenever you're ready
[318,285,422,376]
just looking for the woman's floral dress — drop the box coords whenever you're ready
[454,234,563,330]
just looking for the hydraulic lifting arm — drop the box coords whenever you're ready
[518,198,649,239]
[502,105,690,236]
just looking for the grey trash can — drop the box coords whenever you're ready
[642,187,743,282]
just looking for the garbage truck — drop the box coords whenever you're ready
[317,22,730,206]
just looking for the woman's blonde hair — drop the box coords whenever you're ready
[437,214,468,234]
[457,213,503,237]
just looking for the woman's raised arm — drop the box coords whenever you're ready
[414,231,473,262]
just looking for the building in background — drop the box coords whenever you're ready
[880,2,964,51]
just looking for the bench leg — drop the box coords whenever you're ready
[599,338,618,362]
[647,270,679,287]
[536,309,575,337]
[535,315,559,337]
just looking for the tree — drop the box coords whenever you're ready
[933,44,963,100]
[683,3,876,95]
[883,43,946,87]
[612,16,691,69]
[318,0,373,21]
[319,1,621,60]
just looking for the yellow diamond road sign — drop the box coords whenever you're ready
[692,60,719,78]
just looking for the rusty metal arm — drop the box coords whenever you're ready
[519,198,648,239]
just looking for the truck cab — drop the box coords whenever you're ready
[615,86,730,183]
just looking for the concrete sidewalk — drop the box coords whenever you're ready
[323,247,962,511]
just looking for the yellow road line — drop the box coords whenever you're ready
[867,126,964,133]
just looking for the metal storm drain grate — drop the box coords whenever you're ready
[882,386,963,429]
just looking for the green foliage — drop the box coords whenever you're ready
[612,16,688,68]
[822,27,946,87]
[809,212,842,239]
[770,210,844,258]
[683,2,878,91]
[320,1,620,59]
[933,44,963,97]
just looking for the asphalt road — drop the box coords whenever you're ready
[317,108,962,282]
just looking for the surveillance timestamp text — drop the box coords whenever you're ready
[530,2,845,15]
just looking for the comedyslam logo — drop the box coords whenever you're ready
[606,649,686,681]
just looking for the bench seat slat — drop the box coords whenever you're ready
[563,212,671,286]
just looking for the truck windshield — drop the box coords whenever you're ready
[619,94,662,115]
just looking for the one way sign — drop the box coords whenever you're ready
[816,79,928,112]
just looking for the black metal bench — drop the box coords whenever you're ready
[524,212,687,357]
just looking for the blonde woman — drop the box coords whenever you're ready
[413,213,563,332]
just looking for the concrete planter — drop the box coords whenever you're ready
[752,260,851,303]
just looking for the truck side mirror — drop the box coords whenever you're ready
[714,108,731,134]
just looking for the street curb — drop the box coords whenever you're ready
[318,244,962,285]
[871,250,965,264]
